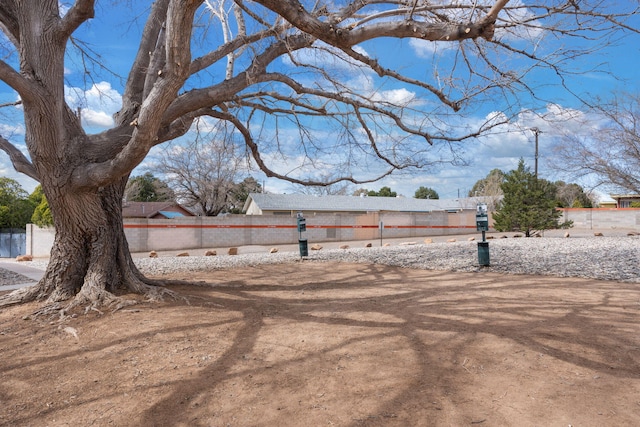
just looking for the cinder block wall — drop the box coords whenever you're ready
[26,208,639,257]
[559,208,640,229]
[122,211,479,252]
[27,211,478,256]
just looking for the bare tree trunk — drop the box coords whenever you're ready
[1,179,167,313]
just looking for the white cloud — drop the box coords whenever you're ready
[0,122,25,137]
[372,87,416,105]
[58,2,71,17]
[65,81,122,129]
[81,109,114,128]
[189,116,225,134]
[0,166,38,193]
[342,73,420,108]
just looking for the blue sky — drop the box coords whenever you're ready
[1,2,640,203]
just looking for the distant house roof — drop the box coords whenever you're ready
[243,193,493,215]
[122,202,194,219]
[158,210,186,219]
[610,194,640,208]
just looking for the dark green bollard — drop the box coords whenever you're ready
[299,239,308,257]
[477,241,490,266]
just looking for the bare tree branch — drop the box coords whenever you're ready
[3,1,639,191]
[0,136,39,181]
[252,0,507,45]
[118,0,170,126]
[550,93,640,194]
[207,108,398,186]
[58,0,95,39]
[74,1,204,190]
[0,0,19,46]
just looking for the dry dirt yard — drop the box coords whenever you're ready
[1,261,639,426]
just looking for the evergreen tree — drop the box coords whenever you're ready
[414,186,439,199]
[493,159,569,237]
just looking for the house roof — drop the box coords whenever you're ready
[158,210,186,219]
[122,202,192,218]
[243,193,492,214]
[610,194,640,199]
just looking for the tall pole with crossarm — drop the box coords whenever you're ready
[530,127,541,178]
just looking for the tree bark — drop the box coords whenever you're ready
[1,177,165,312]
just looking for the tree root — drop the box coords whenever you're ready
[0,285,44,309]
[5,280,189,322]
[138,276,198,288]
[140,283,185,303]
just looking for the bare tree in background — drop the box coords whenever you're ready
[294,172,354,196]
[124,172,175,202]
[551,93,640,195]
[0,1,638,310]
[554,181,594,208]
[469,168,505,210]
[153,120,245,216]
[229,177,262,213]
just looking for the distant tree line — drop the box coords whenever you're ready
[2,170,262,229]
[124,172,262,216]
[469,166,595,208]
[2,156,600,233]
[0,178,52,229]
[352,186,439,199]
[349,163,597,237]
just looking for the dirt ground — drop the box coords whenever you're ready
[1,261,639,427]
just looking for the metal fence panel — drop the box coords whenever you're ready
[0,229,26,258]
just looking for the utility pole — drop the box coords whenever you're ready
[530,127,541,177]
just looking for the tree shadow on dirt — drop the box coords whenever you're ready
[1,261,638,426]
[135,262,639,425]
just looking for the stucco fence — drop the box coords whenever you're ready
[25,208,640,257]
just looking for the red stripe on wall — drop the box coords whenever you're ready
[123,223,476,230]
[123,224,296,229]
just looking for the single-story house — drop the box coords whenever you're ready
[609,194,640,208]
[242,193,495,216]
[122,201,194,219]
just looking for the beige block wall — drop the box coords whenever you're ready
[559,208,640,229]
[25,208,640,257]
[27,211,477,256]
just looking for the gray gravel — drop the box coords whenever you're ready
[132,236,640,283]
[0,269,33,287]
[2,236,639,286]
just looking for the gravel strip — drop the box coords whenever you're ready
[136,236,640,282]
[2,236,639,287]
[0,270,34,287]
